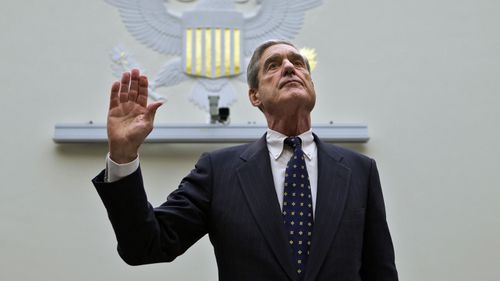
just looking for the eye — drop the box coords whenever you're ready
[293,59,305,67]
[267,62,279,71]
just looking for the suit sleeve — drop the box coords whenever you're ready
[92,153,212,265]
[360,159,399,280]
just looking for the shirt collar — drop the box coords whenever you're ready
[266,128,315,160]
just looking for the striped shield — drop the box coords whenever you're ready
[182,11,243,79]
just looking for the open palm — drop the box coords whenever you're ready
[107,69,163,163]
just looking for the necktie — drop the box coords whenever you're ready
[282,137,314,278]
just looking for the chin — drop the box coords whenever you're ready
[281,87,306,96]
[287,90,314,103]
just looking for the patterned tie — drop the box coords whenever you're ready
[282,137,314,278]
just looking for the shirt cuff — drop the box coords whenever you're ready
[105,153,140,183]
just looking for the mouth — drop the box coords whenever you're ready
[279,79,304,89]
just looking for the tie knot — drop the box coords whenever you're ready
[284,137,302,149]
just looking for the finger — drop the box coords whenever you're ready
[128,69,140,102]
[137,75,148,107]
[119,72,130,103]
[109,81,120,110]
[145,101,164,122]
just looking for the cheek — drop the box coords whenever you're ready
[261,78,279,92]
[303,73,314,88]
[264,74,279,83]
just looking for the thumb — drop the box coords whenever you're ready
[146,101,163,121]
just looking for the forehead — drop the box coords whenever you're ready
[260,44,300,62]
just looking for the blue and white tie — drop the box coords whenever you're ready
[282,137,314,278]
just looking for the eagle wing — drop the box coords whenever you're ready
[153,57,190,89]
[105,0,183,55]
[243,0,322,55]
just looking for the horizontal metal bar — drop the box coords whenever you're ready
[53,123,369,143]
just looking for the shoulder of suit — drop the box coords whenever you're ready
[323,144,375,175]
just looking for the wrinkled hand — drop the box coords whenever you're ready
[107,69,163,163]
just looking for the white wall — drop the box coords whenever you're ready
[1,0,499,280]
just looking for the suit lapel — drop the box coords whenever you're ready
[304,138,352,281]
[236,135,297,281]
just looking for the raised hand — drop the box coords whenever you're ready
[107,69,163,164]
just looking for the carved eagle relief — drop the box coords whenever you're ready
[107,0,322,111]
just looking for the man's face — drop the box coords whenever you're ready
[249,44,316,115]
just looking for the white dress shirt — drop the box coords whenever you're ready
[105,129,318,216]
[265,128,318,217]
[105,153,140,183]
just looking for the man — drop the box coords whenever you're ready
[93,40,398,281]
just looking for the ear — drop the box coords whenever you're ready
[248,88,261,107]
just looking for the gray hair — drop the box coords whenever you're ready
[246,40,311,89]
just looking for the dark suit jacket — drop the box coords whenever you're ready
[93,134,398,281]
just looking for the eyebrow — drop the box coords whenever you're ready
[287,52,305,63]
[262,51,305,71]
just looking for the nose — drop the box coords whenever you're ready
[282,59,295,76]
